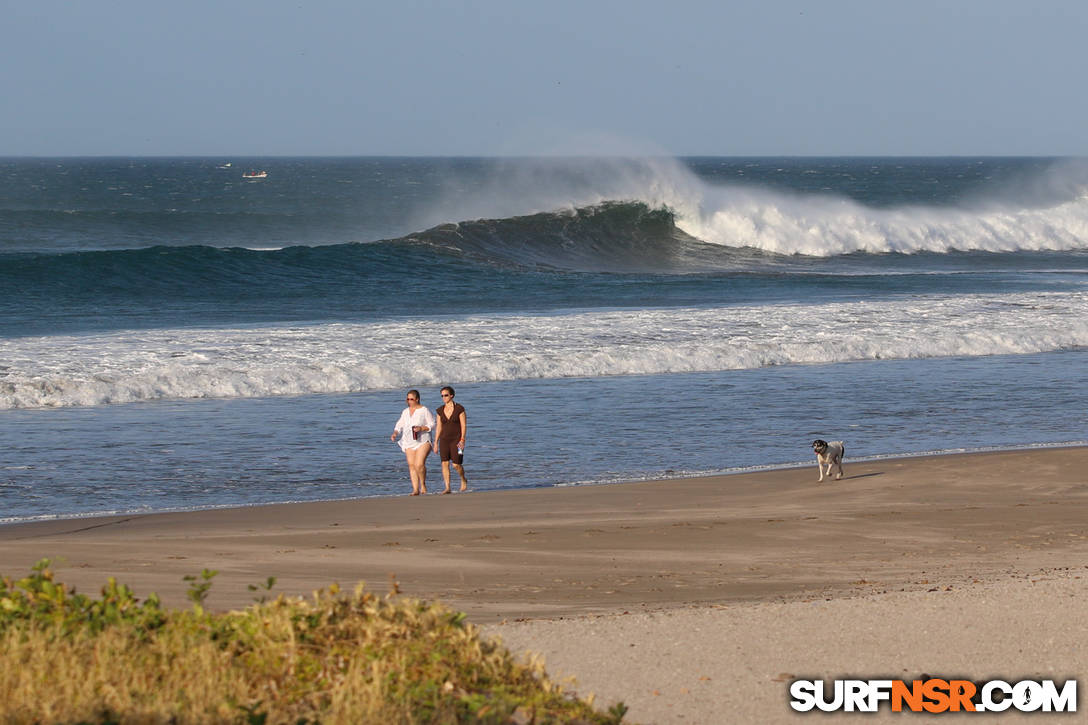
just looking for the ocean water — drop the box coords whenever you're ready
[2,157,1086,523]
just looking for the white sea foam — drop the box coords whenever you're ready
[674,188,1088,255]
[3,290,1086,410]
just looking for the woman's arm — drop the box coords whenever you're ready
[458,410,467,443]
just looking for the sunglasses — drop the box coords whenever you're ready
[441,393,452,398]
[406,397,418,402]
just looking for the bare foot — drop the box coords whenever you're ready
[410,491,420,496]
[441,489,451,495]
[460,484,468,492]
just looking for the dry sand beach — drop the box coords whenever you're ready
[2,447,1087,723]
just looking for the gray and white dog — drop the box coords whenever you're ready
[812,439,845,481]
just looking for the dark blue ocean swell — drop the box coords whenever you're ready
[4,201,1088,337]
[410,202,701,272]
[3,241,453,335]
[0,201,729,336]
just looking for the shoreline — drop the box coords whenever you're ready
[3,440,1085,527]
[2,446,1086,615]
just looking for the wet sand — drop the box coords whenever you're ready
[2,447,1087,722]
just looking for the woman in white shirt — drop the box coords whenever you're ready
[390,389,436,495]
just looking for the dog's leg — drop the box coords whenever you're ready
[834,456,843,480]
[817,458,826,482]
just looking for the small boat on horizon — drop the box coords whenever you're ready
[242,170,268,180]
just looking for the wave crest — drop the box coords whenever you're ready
[405,202,720,271]
[414,156,1088,258]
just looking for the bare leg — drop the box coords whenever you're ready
[452,462,468,492]
[414,445,430,494]
[441,460,452,493]
[405,451,421,495]
[406,446,431,495]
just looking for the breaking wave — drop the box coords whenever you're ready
[4,290,1086,410]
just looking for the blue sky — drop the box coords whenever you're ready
[3,0,1087,156]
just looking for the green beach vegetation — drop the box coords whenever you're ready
[0,560,627,724]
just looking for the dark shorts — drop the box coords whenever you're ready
[438,438,464,464]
